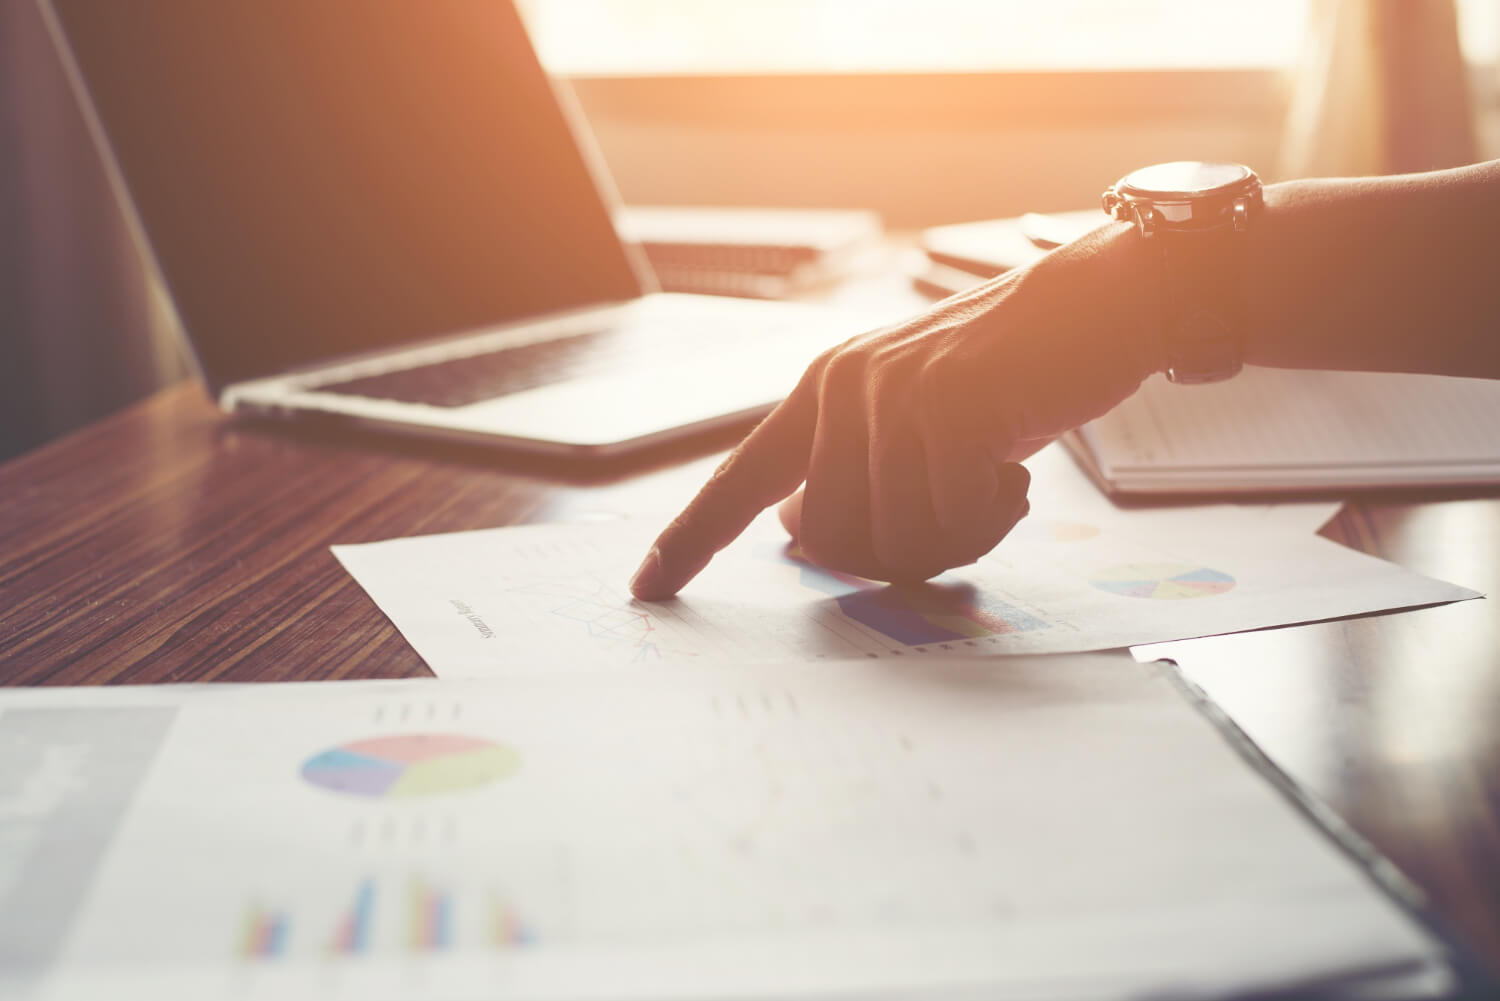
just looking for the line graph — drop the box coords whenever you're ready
[510,577,665,661]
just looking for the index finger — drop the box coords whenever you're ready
[629,359,825,600]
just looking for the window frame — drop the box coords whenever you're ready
[560,65,1498,225]
[565,68,1289,132]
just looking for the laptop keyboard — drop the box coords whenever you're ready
[313,328,659,408]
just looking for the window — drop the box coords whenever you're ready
[522,0,1303,74]
[528,1,1499,225]
[523,0,1498,76]
[1460,0,1500,66]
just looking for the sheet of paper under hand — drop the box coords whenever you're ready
[0,655,1460,1000]
[332,506,1476,678]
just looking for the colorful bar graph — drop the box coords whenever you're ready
[780,545,1049,645]
[488,893,535,948]
[238,903,289,960]
[407,878,453,952]
[328,879,375,956]
[240,877,534,960]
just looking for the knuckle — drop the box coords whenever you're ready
[819,345,870,398]
[686,451,742,506]
[916,350,956,401]
[800,345,841,388]
[914,353,964,428]
[779,346,840,414]
[865,334,916,371]
[658,502,706,550]
[865,351,920,410]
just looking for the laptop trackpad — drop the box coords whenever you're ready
[455,334,827,447]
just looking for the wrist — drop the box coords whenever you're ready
[1088,220,1169,379]
[1102,161,1263,384]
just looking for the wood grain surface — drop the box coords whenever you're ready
[1,380,1497,978]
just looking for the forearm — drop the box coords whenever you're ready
[1242,160,1500,378]
[634,161,1500,596]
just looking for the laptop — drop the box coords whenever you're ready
[41,0,881,456]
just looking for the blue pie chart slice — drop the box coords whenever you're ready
[301,747,404,797]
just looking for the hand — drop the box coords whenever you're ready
[630,223,1160,599]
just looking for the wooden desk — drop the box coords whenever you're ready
[2,381,1497,979]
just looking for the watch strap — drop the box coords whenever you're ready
[1159,226,1246,384]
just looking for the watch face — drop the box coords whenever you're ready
[1120,161,1253,197]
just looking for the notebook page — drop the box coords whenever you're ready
[1078,368,1500,483]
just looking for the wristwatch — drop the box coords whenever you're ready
[1101,162,1262,384]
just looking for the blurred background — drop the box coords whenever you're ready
[2,0,1496,461]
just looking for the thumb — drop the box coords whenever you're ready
[777,488,805,542]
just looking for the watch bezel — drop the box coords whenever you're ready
[1102,161,1262,235]
[1114,161,1257,200]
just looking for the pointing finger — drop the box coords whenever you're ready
[629,358,826,599]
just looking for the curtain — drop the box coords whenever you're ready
[1280,0,1480,178]
[0,0,185,463]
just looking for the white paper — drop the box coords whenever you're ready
[1023,441,1343,536]
[1076,368,1500,492]
[1244,499,1344,534]
[332,504,1475,679]
[0,657,1451,1000]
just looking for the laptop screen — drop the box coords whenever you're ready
[47,0,646,392]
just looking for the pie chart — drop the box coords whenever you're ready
[1089,563,1236,600]
[301,734,520,799]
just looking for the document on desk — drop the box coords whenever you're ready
[1068,368,1500,493]
[0,656,1465,1000]
[332,502,1475,679]
[1023,439,1345,536]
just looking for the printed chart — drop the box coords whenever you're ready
[327,880,375,956]
[407,877,454,952]
[0,667,1457,1000]
[239,877,539,962]
[511,577,667,662]
[237,903,289,960]
[1088,563,1236,600]
[781,547,1049,646]
[329,512,1476,674]
[301,735,520,799]
[488,892,536,948]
